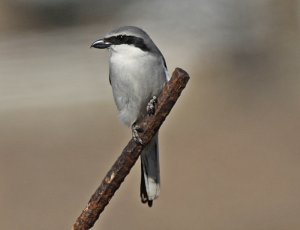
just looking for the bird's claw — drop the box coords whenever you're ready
[147,96,157,115]
[132,96,157,144]
[132,123,143,144]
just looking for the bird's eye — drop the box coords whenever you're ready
[118,35,125,40]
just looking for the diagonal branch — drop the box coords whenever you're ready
[73,68,190,230]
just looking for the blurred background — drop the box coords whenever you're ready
[0,0,299,229]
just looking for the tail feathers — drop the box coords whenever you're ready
[140,133,160,207]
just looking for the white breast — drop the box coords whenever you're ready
[108,44,167,126]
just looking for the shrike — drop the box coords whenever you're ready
[91,26,169,207]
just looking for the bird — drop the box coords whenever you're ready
[91,26,169,207]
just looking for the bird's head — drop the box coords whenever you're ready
[91,26,158,55]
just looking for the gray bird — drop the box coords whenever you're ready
[91,26,169,207]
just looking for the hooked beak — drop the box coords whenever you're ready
[90,39,111,49]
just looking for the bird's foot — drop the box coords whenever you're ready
[132,123,144,144]
[146,96,157,115]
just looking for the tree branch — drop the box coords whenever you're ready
[73,68,190,230]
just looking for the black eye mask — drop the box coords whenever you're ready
[104,35,150,52]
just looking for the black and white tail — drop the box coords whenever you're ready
[140,133,160,207]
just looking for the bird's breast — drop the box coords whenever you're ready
[108,45,167,125]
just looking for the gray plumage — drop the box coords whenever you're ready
[91,26,168,206]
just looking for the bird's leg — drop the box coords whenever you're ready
[132,96,157,144]
[132,122,144,144]
[146,96,157,115]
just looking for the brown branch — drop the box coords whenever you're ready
[73,68,190,230]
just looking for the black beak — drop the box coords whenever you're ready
[91,39,111,49]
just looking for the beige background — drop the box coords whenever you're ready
[0,1,300,229]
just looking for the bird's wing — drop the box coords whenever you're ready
[162,56,170,81]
